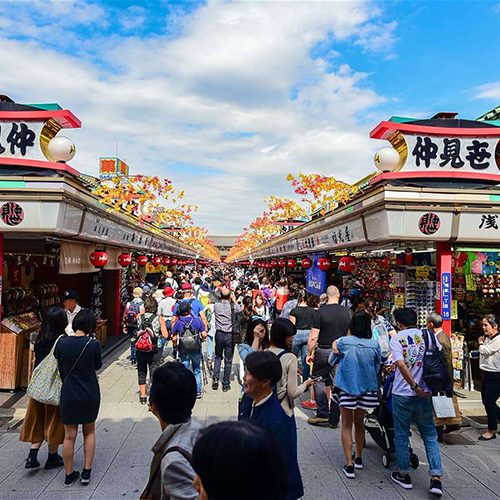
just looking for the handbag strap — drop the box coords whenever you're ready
[49,334,65,355]
[64,338,92,381]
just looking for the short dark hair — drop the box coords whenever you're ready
[38,307,68,343]
[350,310,373,339]
[245,351,282,385]
[72,308,97,335]
[192,421,288,500]
[393,308,417,328]
[149,362,196,424]
[270,318,296,350]
[194,277,202,285]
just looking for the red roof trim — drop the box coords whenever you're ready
[0,158,81,178]
[370,121,500,140]
[370,171,500,186]
[0,110,81,128]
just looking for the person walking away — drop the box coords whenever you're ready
[165,271,179,291]
[172,301,207,398]
[477,314,500,440]
[289,290,316,407]
[280,285,299,319]
[390,308,444,497]
[62,290,81,336]
[365,299,396,360]
[239,351,303,500]
[54,309,102,487]
[427,313,460,440]
[123,287,145,365]
[136,296,163,405]
[20,307,67,470]
[192,421,288,500]
[306,286,351,426]
[158,286,176,359]
[173,283,208,332]
[275,281,289,319]
[142,363,201,500]
[330,310,381,478]
[203,293,217,373]
[198,282,211,308]
[212,288,241,392]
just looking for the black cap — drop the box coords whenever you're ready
[63,289,79,301]
[177,301,192,316]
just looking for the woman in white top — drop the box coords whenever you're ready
[478,314,500,441]
[267,318,314,417]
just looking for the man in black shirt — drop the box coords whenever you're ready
[306,286,352,426]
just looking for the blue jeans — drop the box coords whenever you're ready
[292,330,310,381]
[180,351,202,394]
[207,335,214,361]
[393,394,442,477]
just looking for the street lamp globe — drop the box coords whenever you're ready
[374,147,399,172]
[48,136,76,163]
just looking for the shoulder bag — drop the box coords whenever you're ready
[231,303,244,345]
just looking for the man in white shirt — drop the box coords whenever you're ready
[63,289,81,336]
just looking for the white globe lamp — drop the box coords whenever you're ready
[374,147,400,172]
[48,136,76,163]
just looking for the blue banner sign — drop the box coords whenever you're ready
[441,272,451,320]
[306,255,327,296]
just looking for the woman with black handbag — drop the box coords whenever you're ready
[55,308,102,487]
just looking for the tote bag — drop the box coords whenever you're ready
[27,335,64,406]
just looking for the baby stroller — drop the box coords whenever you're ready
[364,373,419,469]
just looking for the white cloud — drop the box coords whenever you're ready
[0,0,396,233]
[473,81,500,100]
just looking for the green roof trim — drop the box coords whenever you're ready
[22,103,62,111]
[388,116,420,123]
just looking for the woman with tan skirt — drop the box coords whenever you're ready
[20,307,68,469]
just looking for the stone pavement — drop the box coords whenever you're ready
[0,344,499,499]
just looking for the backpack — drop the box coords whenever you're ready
[178,318,201,354]
[135,327,156,352]
[274,350,293,406]
[422,329,452,396]
[372,318,391,359]
[126,301,142,330]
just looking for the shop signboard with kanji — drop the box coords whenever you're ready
[457,211,500,242]
[0,121,45,160]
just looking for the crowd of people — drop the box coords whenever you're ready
[18,266,500,499]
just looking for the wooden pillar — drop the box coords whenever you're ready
[436,242,452,336]
[0,233,4,322]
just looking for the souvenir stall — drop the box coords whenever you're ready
[0,102,197,390]
[245,112,500,390]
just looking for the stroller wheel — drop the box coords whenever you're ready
[382,453,390,468]
[410,453,419,469]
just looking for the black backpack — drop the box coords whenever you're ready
[422,329,452,396]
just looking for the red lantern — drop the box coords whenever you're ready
[171,258,178,265]
[162,257,171,265]
[137,255,148,266]
[338,256,356,273]
[287,258,297,268]
[278,258,286,268]
[317,257,332,272]
[301,257,313,269]
[118,253,132,267]
[271,259,278,267]
[266,262,273,269]
[90,251,108,268]
[151,256,162,266]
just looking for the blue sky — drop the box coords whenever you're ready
[0,0,498,234]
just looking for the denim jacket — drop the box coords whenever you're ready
[333,336,381,396]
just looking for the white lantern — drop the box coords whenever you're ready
[47,136,76,162]
[374,147,400,172]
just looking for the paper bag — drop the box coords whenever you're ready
[432,394,456,418]
[434,395,462,427]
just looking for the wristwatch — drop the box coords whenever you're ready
[411,382,419,391]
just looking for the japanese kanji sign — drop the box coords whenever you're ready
[0,121,45,160]
[418,212,441,235]
[0,202,24,226]
[404,135,499,173]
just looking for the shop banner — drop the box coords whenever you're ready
[441,272,452,320]
[0,121,45,161]
[59,241,98,274]
[306,255,327,296]
[457,211,500,243]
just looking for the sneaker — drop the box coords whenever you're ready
[222,385,231,392]
[429,478,443,497]
[81,468,91,485]
[352,453,363,469]
[212,380,219,390]
[391,471,413,490]
[301,400,317,410]
[307,416,329,427]
[44,454,64,470]
[196,393,202,399]
[65,471,80,486]
[139,396,148,405]
[343,465,356,478]
[25,457,40,469]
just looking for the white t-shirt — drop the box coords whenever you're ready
[157,297,176,319]
[65,304,82,336]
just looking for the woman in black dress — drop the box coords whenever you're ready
[55,308,102,487]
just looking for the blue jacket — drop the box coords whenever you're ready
[333,336,381,396]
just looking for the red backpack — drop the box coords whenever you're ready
[135,327,155,352]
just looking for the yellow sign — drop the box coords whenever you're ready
[415,266,430,279]
[451,300,458,320]
[394,293,405,308]
[465,274,476,291]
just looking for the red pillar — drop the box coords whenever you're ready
[113,270,121,336]
[436,242,452,336]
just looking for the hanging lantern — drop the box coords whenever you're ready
[271,259,278,267]
[151,256,162,266]
[266,262,273,269]
[90,251,108,268]
[118,253,132,267]
[137,255,148,266]
[317,257,332,272]
[171,258,178,265]
[287,258,297,268]
[301,257,313,270]
[162,257,171,265]
[338,256,356,273]
[278,258,286,268]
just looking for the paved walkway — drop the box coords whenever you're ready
[0,344,499,499]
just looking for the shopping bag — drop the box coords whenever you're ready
[434,395,462,427]
[432,394,456,419]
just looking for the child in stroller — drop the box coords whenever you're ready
[364,372,420,469]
